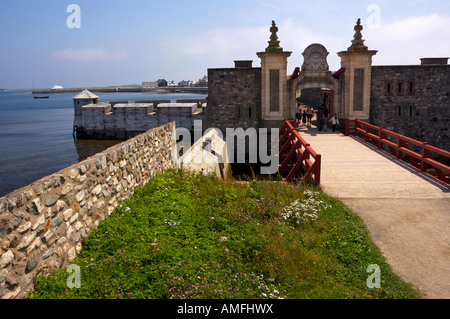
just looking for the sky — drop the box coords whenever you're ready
[0,0,449,89]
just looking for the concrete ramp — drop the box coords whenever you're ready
[176,128,230,180]
[299,126,450,299]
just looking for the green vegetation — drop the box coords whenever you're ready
[296,97,319,109]
[29,169,421,299]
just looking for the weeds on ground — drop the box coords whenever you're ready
[29,169,421,299]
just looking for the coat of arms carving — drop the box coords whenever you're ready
[301,44,329,72]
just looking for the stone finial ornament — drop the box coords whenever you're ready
[354,18,363,40]
[266,20,283,53]
[348,18,368,51]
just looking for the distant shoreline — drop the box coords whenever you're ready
[31,86,208,95]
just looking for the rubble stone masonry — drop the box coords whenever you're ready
[370,65,450,151]
[0,123,178,299]
[206,66,262,133]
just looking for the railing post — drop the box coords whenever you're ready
[378,127,383,149]
[314,154,321,185]
[421,142,430,172]
[355,119,360,137]
[398,138,406,160]
[345,118,350,136]
[365,126,371,143]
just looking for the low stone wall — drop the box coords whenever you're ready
[0,122,178,299]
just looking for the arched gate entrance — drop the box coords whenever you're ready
[287,44,342,122]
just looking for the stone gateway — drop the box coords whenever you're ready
[206,19,449,151]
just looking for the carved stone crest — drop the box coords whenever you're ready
[301,44,329,72]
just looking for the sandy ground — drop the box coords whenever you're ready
[298,124,450,299]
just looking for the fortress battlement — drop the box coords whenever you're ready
[73,90,205,140]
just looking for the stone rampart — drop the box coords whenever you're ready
[370,65,450,151]
[79,102,203,140]
[206,67,261,133]
[0,122,178,299]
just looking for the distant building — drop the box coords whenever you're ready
[196,75,208,87]
[178,80,192,87]
[142,82,158,89]
[157,79,168,87]
[51,85,64,90]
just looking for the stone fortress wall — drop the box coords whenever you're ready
[81,101,201,139]
[206,60,262,133]
[74,92,206,140]
[370,61,450,151]
[0,123,178,299]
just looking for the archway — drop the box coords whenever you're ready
[287,69,341,122]
[287,44,342,125]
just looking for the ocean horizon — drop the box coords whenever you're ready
[0,90,207,197]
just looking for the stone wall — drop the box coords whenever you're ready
[0,123,178,299]
[370,65,450,151]
[157,103,198,134]
[205,67,261,133]
[80,103,202,140]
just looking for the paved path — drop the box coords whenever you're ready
[298,125,450,299]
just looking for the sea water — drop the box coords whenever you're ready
[0,90,207,197]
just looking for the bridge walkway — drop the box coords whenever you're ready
[298,125,450,299]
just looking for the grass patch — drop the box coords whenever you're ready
[29,169,421,299]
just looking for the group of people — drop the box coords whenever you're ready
[296,103,339,132]
[296,104,313,127]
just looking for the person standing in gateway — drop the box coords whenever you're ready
[306,106,313,127]
[296,103,301,126]
[316,105,324,131]
[328,113,339,132]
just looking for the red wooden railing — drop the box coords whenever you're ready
[279,120,321,185]
[346,118,450,185]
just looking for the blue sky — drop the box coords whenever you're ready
[1,0,449,89]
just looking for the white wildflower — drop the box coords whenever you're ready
[280,190,324,226]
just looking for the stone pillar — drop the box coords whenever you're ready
[257,21,292,129]
[338,19,377,120]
